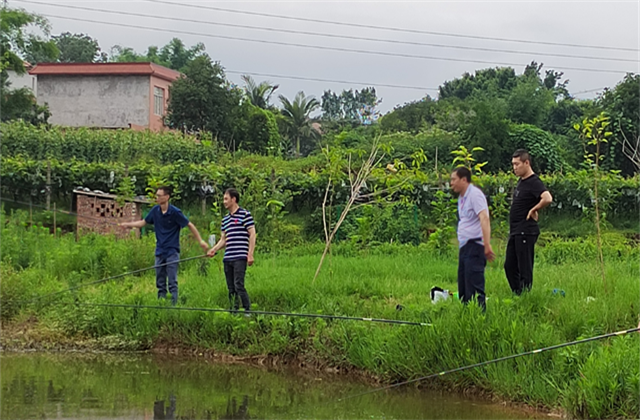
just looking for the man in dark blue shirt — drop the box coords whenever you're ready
[121,186,209,305]
[207,188,256,313]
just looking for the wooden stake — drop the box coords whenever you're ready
[46,160,51,211]
[53,203,57,237]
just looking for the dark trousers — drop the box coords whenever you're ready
[224,259,251,311]
[504,234,538,295]
[155,252,180,305]
[457,240,486,311]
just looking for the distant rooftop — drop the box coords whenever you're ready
[29,62,181,82]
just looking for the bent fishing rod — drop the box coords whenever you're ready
[22,254,209,305]
[71,302,432,327]
[331,326,640,403]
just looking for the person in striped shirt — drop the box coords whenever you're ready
[207,188,256,312]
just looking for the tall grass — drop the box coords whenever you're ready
[1,209,638,419]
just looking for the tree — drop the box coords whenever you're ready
[379,96,437,133]
[243,105,281,155]
[507,77,554,126]
[279,91,320,157]
[158,38,205,72]
[53,32,106,63]
[320,90,341,121]
[508,124,565,173]
[320,87,381,124]
[241,75,278,109]
[110,38,205,72]
[0,8,55,124]
[462,99,511,172]
[165,56,243,146]
[1,8,58,70]
[438,67,518,100]
[599,73,640,175]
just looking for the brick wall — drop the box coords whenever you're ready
[76,194,142,239]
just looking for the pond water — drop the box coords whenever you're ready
[1,352,546,419]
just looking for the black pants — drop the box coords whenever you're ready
[504,234,538,295]
[457,240,486,311]
[224,259,251,311]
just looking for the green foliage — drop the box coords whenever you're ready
[509,124,566,172]
[53,32,105,63]
[165,56,243,145]
[279,91,320,157]
[598,74,639,175]
[110,38,206,72]
[451,145,487,174]
[112,174,136,206]
[243,105,282,155]
[0,121,218,164]
[426,190,456,255]
[462,100,511,172]
[379,96,437,133]
[438,67,518,100]
[321,87,381,125]
[507,77,554,126]
[0,87,50,125]
[241,75,278,110]
[0,8,56,125]
[0,8,58,73]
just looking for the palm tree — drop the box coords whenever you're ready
[241,75,279,109]
[279,91,320,157]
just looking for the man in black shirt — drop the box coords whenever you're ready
[505,150,553,295]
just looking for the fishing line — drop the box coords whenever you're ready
[330,326,640,404]
[20,255,209,305]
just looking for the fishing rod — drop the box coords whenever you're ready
[332,326,640,403]
[21,255,209,305]
[72,302,433,327]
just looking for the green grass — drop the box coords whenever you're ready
[1,210,639,419]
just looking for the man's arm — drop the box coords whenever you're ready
[120,220,147,228]
[527,191,553,221]
[478,209,495,262]
[207,232,227,257]
[187,222,209,251]
[247,226,256,266]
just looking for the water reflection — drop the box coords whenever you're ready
[222,395,251,420]
[154,394,176,419]
[1,353,544,420]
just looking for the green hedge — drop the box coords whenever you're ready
[0,121,218,164]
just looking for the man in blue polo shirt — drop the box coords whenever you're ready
[450,167,495,311]
[207,188,256,312]
[120,186,209,305]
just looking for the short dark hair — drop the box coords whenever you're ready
[225,188,240,204]
[157,186,172,197]
[452,167,472,183]
[513,149,531,164]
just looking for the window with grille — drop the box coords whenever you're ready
[154,87,164,116]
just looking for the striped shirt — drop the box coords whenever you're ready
[222,208,255,262]
[457,184,489,248]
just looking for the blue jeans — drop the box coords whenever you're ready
[155,252,180,305]
[457,240,486,311]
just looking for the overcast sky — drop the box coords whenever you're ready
[13,0,640,113]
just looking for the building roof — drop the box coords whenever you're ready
[29,62,181,82]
